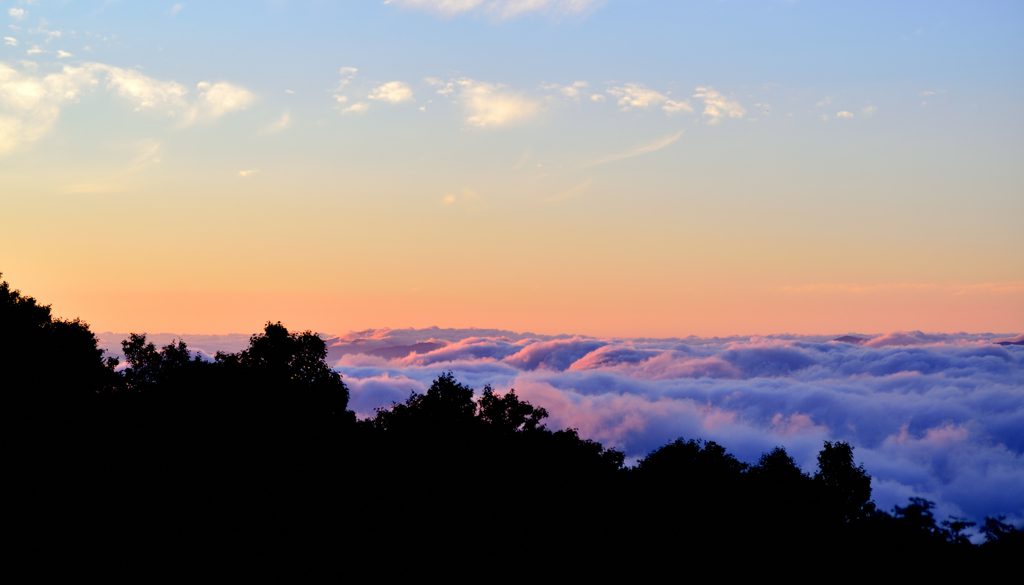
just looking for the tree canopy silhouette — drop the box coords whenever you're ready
[5,273,1021,575]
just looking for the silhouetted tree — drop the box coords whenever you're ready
[1,273,119,403]
[815,440,873,521]
[635,437,748,481]
[979,515,1021,543]
[368,371,475,432]
[478,385,548,432]
[7,272,1016,574]
[750,446,808,483]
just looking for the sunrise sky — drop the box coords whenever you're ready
[2,0,1021,337]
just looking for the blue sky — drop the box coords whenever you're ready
[1,0,1022,337]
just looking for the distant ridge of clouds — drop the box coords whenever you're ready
[304,327,1024,527]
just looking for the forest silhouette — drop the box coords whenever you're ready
[3,274,1019,576]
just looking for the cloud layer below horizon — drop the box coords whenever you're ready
[97,327,1024,526]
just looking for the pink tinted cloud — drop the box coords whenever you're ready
[570,349,740,380]
[400,336,521,366]
[97,326,1022,522]
[864,331,952,347]
[503,337,607,370]
[324,326,1023,523]
[771,412,829,437]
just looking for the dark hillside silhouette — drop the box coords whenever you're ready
[3,273,1020,575]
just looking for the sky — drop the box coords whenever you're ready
[1,0,1023,337]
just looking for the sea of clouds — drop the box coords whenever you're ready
[98,328,1024,526]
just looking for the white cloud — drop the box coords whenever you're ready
[383,0,600,19]
[368,80,414,103]
[590,94,604,103]
[342,102,369,114]
[94,64,188,110]
[56,50,73,58]
[25,45,43,55]
[455,78,539,128]
[693,87,745,124]
[3,36,16,46]
[0,62,254,154]
[8,8,26,22]
[0,62,97,154]
[820,114,829,121]
[584,131,682,167]
[551,80,587,99]
[862,105,877,116]
[662,99,690,114]
[606,83,691,115]
[181,81,254,125]
[334,66,358,90]
[836,110,853,118]
[920,89,946,97]
[238,169,260,177]
[426,77,454,96]
[30,23,61,43]
[263,110,291,134]
[170,4,183,16]
[607,83,663,110]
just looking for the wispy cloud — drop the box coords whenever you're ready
[425,77,452,95]
[584,131,682,167]
[542,179,592,203]
[238,169,261,177]
[8,8,26,22]
[263,110,291,134]
[383,0,601,20]
[334,66,358,92]
[170,4,183,16]
[132,138,162,166]
[3,36,16,46]
[836,110,853,118]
